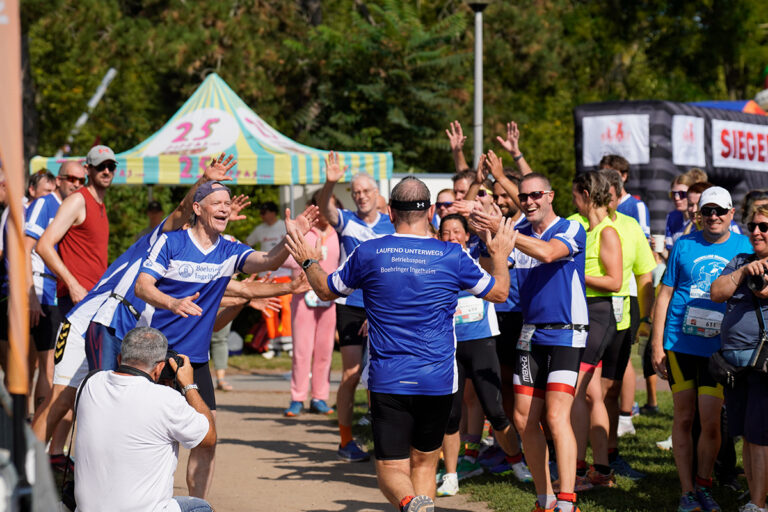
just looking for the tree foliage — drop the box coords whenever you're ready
[21,0,768,249]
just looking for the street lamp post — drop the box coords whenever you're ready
[466,0,491,169]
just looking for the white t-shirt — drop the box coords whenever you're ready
[245,221,290,277]
[74,371,209,512]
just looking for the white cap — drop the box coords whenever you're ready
[699,186,732,209]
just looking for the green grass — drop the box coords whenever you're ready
[227,349,343,372]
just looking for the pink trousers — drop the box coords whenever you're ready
[290,294,336,402]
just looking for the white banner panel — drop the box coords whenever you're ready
[672,115,705,166]
[712,119,768,172]
[582,114,650,167]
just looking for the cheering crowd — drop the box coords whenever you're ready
[1,118,768,512]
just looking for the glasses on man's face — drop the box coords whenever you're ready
[700,205,730,218]
[436,201,453,209]
[670,190,687,200]
[95,162,116,173]
[59,175,86,185]
[351,188,374,198]
[748,221,768,233]
[517,190,551,203]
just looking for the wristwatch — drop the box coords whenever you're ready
[302,258,319,270]
[181,383,199,396]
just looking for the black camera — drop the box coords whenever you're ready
[159,349,184,384]
[747,271,768,292]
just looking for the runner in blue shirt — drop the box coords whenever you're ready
[285,176,516,512]
[650,187,752,512]
[317,151,395,462]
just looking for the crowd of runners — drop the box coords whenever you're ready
[1,119,768,512]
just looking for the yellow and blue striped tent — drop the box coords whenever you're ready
[30,73,393,185]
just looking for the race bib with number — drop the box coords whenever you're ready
[517,324,535,351]
[612,296,625,324]
[454,296,485,325]
[682,306,723,338]
[305,290,333,308]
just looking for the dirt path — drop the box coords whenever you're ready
[175,371,492,512]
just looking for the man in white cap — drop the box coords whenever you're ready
[650,186,752,512]
[37,145,116,313]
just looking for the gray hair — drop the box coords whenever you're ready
[350,172,377,189]
[390,176,430,223]
[120,327,168,370]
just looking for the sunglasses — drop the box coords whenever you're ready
[670,190,687,200]
[95,162,116,173]
[748,222,768,233]
[518,190,551,203]
[700,205,730,217]
[59,175,86,185]
[436,201,453,208]
[477,189,489,198]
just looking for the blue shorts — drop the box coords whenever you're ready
[85,322,122,372]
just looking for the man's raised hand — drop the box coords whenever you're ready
[496,121,521,156]
[486,217,518,259]
[446,120,467,153]
[285,205,320,236]
[324,151,348,184]
[484,150,505,180]
[204,153,237,182]
[469,202,502,235]
[285,222,322,267]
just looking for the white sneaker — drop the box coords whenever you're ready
[261,349,275,360]
[739,502,766,512]
[617,415,636,437]
[656,434,673,450]
[436,472,459,497]
[510,461,534,482]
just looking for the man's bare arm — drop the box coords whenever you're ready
[513,233,571,264]
[169,355,216,448]
[134,273,202,318]
[241,206,319,274]
[496,121,533,176]
[318,151,346,228]
[446,120,471,173]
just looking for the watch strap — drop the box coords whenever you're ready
[181,383,199,396]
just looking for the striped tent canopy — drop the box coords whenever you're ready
[30,73,393,185]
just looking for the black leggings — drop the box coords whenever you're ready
[446,337,510,434]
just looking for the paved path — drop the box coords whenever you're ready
[175,370,492,512]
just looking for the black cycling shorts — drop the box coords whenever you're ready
[580,297,616,369]
[31,304,64,351]
[496,311,523,367]
[665,350,723,399]
[336,304,367,347]
[446,337,510,434]
[193,362,216,411]
[601,327,632,381]
[370,391,453,460]
[515,344,583,398]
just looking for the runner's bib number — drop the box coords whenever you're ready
[682,306,723,338]
[454,296,485,325]
[305,290,332,308]
[612,296,625,324]
[517,324,535,352]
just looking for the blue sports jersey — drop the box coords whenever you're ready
[1,199,29,297]
[454,291,498,341]
[67,220,168,339]
[327,234,495,395]
[334,209,395,307]
[665,210,686,251]
[25,193,63,305]
[662,230,752,357]
[139,230,254,363]
[617,194,650,238]
[494,216,528,313]
[513,217,588,347]
[431,212,440,230]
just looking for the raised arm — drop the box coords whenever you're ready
[496,121,533,176]
[37,192,87,304]
[446,120,471,173]
[283,222,338,301]
[513,232,572,264]
[481,217,517,303]
[318,151,346,228]
[241,206,319,274]
[485,149,523,211]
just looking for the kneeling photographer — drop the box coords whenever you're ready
[74,326,216,512]
[711,204,768,512]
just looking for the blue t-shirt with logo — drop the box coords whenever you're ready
[662,230,752,356]
[25,193,62,305]
[327,234,495,395]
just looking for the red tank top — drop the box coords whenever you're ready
[57,187,109,297]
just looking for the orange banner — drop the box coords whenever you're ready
[0,0,31,395]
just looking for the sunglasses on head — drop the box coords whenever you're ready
[670,190,687,200]
[436,201,453,208]
[700,205,730,217]
[477,189,489,197]
[748,221,768,233]
[95,162,116,173]
[518,190,551,203]
[59,175,86,185]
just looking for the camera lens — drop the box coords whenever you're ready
[746,273,767,292]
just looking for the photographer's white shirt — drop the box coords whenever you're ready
[74,371,209,512]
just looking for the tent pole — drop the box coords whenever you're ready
[289,184,295,218]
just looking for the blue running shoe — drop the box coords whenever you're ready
[309,399,334,415]
[478,445,506,468]
[337,440,370,462]
[610,455,646,480]
[283,401,303,417]
[678,492,703,512]
[695,486,721,512]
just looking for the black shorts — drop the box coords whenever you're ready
[447,337,510,434]
[581,298,616,369]
[665,350,723,399]
[193,362,216,411]
[496,311,523,366]
[601,327,632,381]
[724,371,768,445]
[31,304,63,351]
[629,296,640,342]
[336,304,367,347]
[515,344,583,398]
[370,391,452,460]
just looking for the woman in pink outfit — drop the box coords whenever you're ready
[283,191,341,416]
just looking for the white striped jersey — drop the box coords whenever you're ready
[25,193,62,305]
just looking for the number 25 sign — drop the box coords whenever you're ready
[141,108,238,157]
